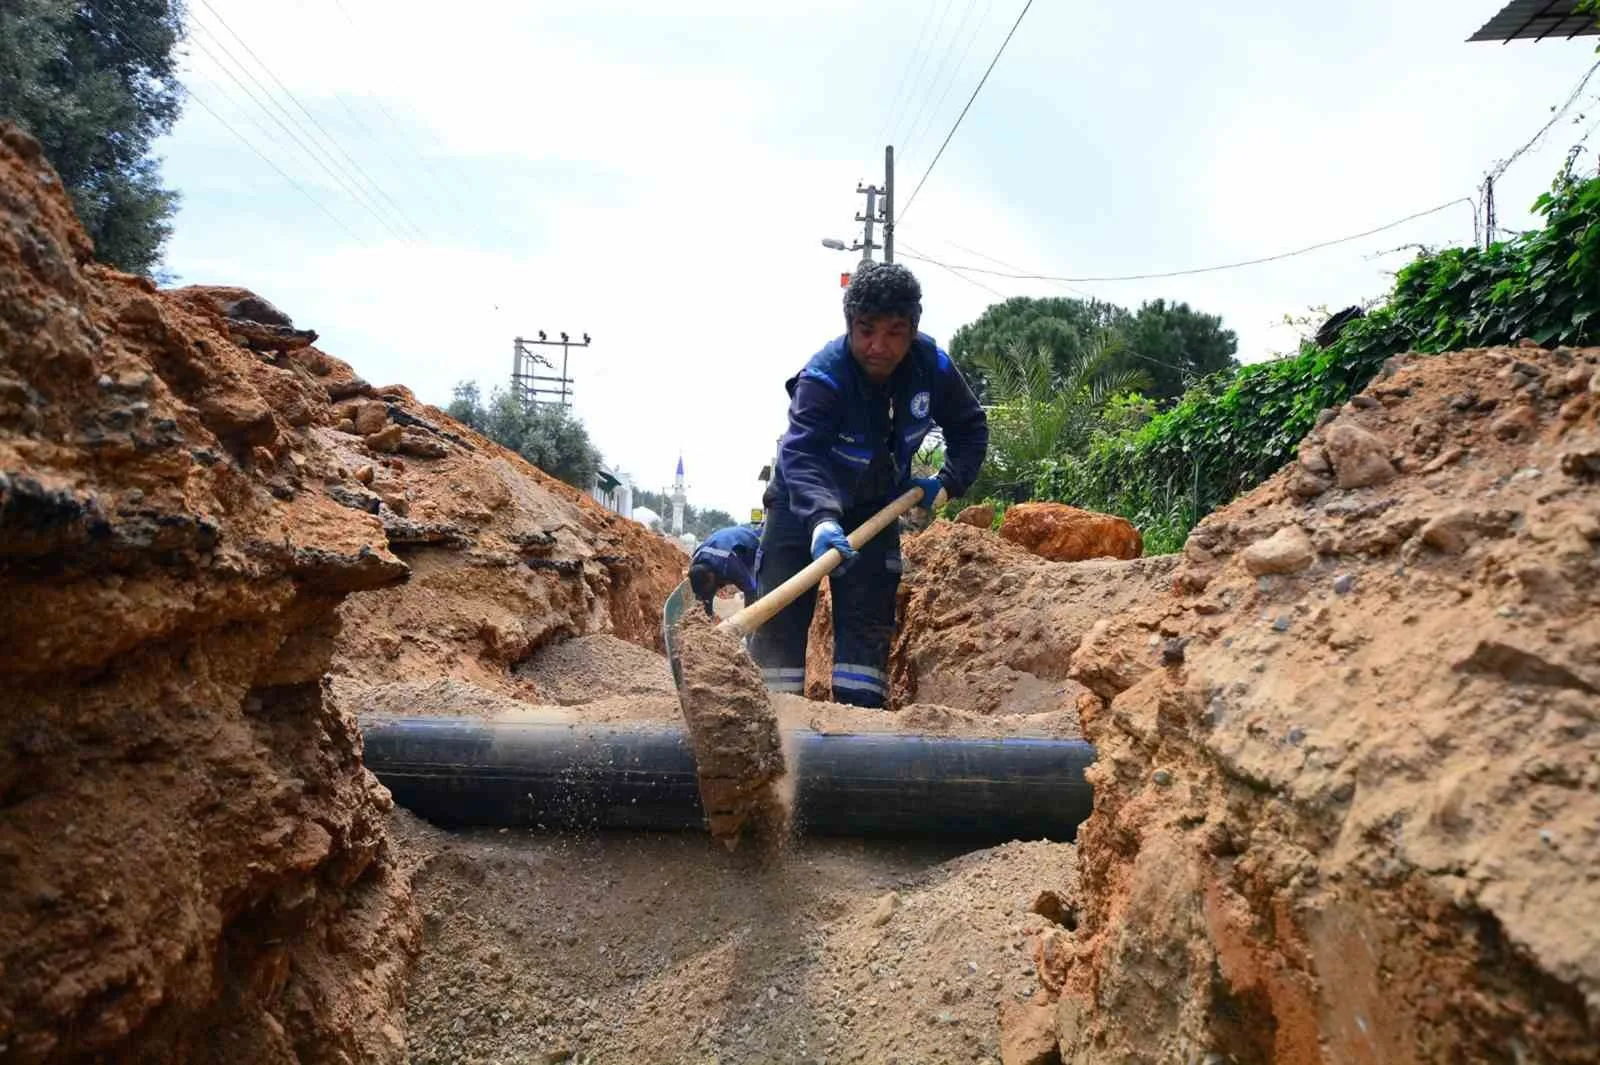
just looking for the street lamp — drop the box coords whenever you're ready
[820,238,848,251]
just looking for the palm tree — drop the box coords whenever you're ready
[973,331,1147,498]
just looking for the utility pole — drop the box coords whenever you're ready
[511,330,591,409]
[855,180,884,267]
[883,145,894,264]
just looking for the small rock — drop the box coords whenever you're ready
[1448,392,1477,412]
[997,1000,1058,1065]
[869,892,899,928]
[955,503,996,529]
[1517,337,1542,349]
[1287,726,1306,745]
[1298,442,1333,476]
[1420,446,1465,474]
[1160,637,1188,665]
[1589,370,1600,396]
[1420,510,1478,555]
[1332,573,1356,595]
[1491,406,1539,442]
[354,464,375,485]
[1314,407,1339,429]
[1240,525,1315,576]
[335,417,358,435]
[1152,769,1173,786]
[1559,395,1590,422]
[251,445,276,473]
[366,424,404,453]
[1271,616,1291,633]
[399,429,450,459]
[1559,441,1600,481]
[1350,394,1381,410]
[1325,423,1396,489]
[1539,830,1555,848]
[354,400,390,435]
[541,1048,574,1064]
[1289,467,1332,499]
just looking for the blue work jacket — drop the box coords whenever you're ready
[772,333,988,531]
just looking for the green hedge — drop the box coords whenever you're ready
[1035,166,1600,554]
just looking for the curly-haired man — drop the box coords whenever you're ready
[751,262,988,708]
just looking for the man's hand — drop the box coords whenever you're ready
[908,476,948,513]
[810,520,858,573]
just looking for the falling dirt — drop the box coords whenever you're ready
[671,611,790,849]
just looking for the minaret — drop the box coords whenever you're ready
[671,455,686,535]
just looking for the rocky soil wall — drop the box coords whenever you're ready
[1054,344,1600,1062]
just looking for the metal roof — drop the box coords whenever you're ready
[1469,0,1600,42]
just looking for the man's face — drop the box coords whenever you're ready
[848,314,914,383]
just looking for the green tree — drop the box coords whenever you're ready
[446,381,484,430]
[1117,299,1238,402]
[971,332,1144,500]
[0,0,186,275]
[445,380,603,490]
[948,295,1237,405]
[949,296,1125,399]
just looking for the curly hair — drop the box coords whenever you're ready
[843,261,922,329]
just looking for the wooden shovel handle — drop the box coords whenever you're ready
[718,485,926,638]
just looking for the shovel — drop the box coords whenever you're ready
[662,484,927,683]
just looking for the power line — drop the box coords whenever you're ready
[900,240,1008,298]
[899,0,1034,222]
[939,236,1099,300]
[82,3,375,247]
[876,1,942,147]
[902,0,995,167]
[178,83,370,245]
[318,0,503,251]
[192,0,432,243]
[899,198,1476,283]
[1485,57,1600,184]
[887,0,958,150]
[898,0,983,163]
[185,26,413,243]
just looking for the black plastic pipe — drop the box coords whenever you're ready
[360,715,1095,843]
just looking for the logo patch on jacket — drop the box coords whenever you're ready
[910,390,931,419]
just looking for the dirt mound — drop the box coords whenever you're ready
[516,632,676,703]
[0,124,416,1061]
[393,809,1076,1065]
[1055,345,1600,1062]
[141,288,685,702]
[888,523,1177,717]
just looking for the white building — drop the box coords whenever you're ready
[590,467,633,519]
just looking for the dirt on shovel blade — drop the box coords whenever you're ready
[673,609,789,848]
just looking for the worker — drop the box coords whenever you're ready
[688,523,761,616]
[751,262,987,707]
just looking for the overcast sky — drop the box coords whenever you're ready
[155,0,1600,517]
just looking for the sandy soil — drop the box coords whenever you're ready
[393,810,1076,1065]
[359,618,1089,1064]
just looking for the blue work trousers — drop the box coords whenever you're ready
[749,497,901,708]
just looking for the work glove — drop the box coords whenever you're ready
[907,476,948,513]
[810,520,858,574]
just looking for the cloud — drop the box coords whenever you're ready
[157,0,1600,515]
